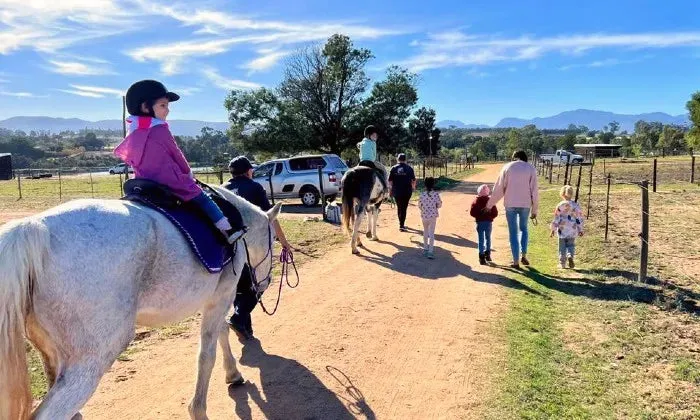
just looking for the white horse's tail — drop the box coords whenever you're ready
[0,218,49,420]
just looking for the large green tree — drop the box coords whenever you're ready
[225,35,418,156]
[408,107,441,156]
[686,92,700,150]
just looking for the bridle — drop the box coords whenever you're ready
[238,223,298,316]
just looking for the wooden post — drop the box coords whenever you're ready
[58,168,62,201]
[557,160,562,183]
[268,175,275,205]
[586,164,593,218]
[652,159,657,192]
[548,160,553,184]
[574,164,583,202]
[318,167,326,219]
[564,159,571,185]
[639,180,649,283]
[17,171,22,199]
[218,170,223,184]
[691,155,696,184]
[422,159,426,179]
[605,173,611,242]
[89,169,95,198]
[603,159,606,177]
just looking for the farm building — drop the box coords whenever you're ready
[574,144,622,159]
[0,153,12,180]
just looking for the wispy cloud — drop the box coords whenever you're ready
[47,60,114,76]
[401,31,700,71]
[559,56,649,71]
[242,49,290,73]
[0,90,46,98]
[57,84,124,98]
[202,67,261,91]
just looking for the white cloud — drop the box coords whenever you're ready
[171,86,202,96]
[47,60,114,76]
[126,38,242,75]
[57,84,124,98]
[559,56,648,71]
[202,67,261,91]
[401,31,700,71]
[0,90,46,98]
[242,50,290,73]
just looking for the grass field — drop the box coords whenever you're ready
[488,162,700,418]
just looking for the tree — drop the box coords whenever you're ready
[225,35,418,156]
[74,132,105,151]
[559,132,577,151]
[658,124,687,153]
[686,92,700,150]
[633,120,663,151]
[408,107,440,156]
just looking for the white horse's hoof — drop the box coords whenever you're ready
[365,231,372,238]
[226,372,244,386]
[352,248,361,255]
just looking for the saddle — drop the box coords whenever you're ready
[356,161,388,191]
[122,178,245,273]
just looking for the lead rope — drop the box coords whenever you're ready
[239,238,299,316]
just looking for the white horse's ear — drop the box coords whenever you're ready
[267,203,282,221]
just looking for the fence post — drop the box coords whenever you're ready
[218,170,223,184]
[119,173,124,196]
[58,168,62,201]
[548,161,553,184]
[564,159,571,185]
[318,167,326,220]
[652,159,657,192]
[691,155,696,184]
[574,164,583,202]
[268,175,275,205]
[89,169,95,198]
[605,173,611,242]
[603,159,606,177]
[422,160,426,179]
[17,170,22,199]
[557,160,562,183]
[586,164,593,218]
[639,180,649,283]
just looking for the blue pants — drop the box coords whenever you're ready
[191,191,225,224]
[505,207,530,262]
[559,237,576,261]
[476,221,493,254]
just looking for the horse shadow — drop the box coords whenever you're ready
[228,339,362,420]
[358,242,544,297]
[508,267,699,314]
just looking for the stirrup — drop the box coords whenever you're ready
[227,228,247,244]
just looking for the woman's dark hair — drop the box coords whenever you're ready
[512,150,528,162]
[424,177,436,191]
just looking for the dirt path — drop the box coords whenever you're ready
[82,164,519,419]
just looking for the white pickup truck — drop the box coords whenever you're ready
[252,154,348,207]
[540,149,584,164]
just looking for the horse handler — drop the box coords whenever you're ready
[224,156,291,340]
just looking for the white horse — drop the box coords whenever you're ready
[341,166,389,254]
[0,186,280,420]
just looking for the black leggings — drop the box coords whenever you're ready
[395,195,411,227]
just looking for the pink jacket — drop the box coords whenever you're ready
[486,160,539,213]
[114,117,201,201]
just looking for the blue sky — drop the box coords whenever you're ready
[1,0,700,126]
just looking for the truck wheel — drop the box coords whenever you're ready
[300,186,320,207]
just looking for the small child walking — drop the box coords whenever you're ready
[550,185,585,269]
[418,177,442,259]
[469,184,499,265]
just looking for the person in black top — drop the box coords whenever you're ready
[388,153,417,232]
[223,156,291,340]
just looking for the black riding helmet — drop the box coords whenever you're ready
[125,80,180,117]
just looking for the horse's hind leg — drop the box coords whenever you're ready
[189,296,231,420]
[369,206,379,241]
[218,326,243,385]
[351,204,365,254]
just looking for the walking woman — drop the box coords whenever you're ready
[485,150,539,268]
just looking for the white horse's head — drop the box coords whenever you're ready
[211,185,282,284]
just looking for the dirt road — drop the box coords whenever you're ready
[81,164,518,419]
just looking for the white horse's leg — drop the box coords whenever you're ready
[352,205,365,254]
[188,296,231,420]
[218,326,243,385]
[369,206,379,241]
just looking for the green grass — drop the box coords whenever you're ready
[488,185,700,419]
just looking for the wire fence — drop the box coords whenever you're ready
[534,155,700,312]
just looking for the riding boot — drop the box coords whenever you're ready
[484,250,492,262]
[479,253,487,265]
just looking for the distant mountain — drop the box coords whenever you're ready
[495,109,689,132]
[437,120,491,129]
[0,116,230,137]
